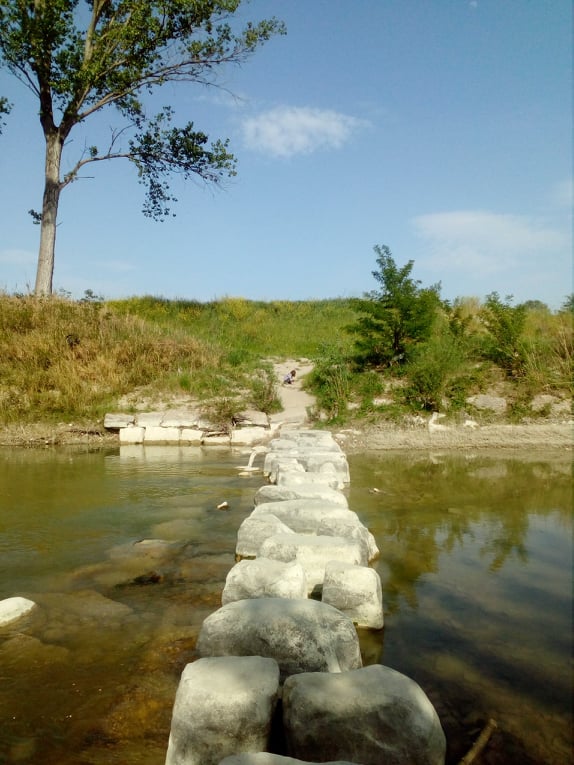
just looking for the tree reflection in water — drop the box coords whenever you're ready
[348,450,572,765]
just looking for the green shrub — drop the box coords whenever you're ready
[480,293,527,377]
[249,365,282,414]
[306,344,352,421]
[403,324,468,411]
[348,245,444,367]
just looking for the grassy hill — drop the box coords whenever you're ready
[0,292,571,430]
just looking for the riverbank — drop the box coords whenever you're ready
[0,417,571,453]
[0,359,571,450]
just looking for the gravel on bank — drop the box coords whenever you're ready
[336,422,573,454]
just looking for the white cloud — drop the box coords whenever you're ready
[412,210,567,275]
[0,248,36,265]
[241,106,368,158]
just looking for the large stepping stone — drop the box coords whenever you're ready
[222,559,307,604]
[236,514,294,559]
[268,431,342,452]
[251,501,355,533]
[317,516,379,562]
[283,664,446,765]
[219,755,359,765]
[254,485,348,508]
[264,451,349,485]
[197,598,362,678]
[165,656,280,765]
[275,469,342,491]
[258,533,366,594]
[321,561,384,629]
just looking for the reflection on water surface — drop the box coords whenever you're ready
[0,445,571,764]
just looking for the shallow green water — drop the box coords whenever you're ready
[0,445,571,764]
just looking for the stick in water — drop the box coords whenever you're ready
[458,718,498,765]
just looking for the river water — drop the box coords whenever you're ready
[0,444,571,765]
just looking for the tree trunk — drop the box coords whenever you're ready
[34,131,63,296]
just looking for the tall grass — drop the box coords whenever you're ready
[0,295,218,423]
[107,296,356,360]
[0,294,355,424]
[1,292,570,426]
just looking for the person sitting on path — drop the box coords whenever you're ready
[283,369,297,385]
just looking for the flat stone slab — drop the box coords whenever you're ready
[119,426,145,444]
[222,559,308,604]
[197,598,362,678]
[322,561,384,629]
[258,533,366,593]
[166,656,280,765]
[283,664,446,765]
[103,413,135,429]
[231,426,271,446]
[235,409,270,427]
[144,425,180,443]
[254,485,348,508]
[0,597,37,626]
[135,411,164,427]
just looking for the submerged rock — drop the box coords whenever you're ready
[0,596,37,626]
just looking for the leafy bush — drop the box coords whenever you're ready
[403,319,469,411]
[480,292,527,377]
[349,245,443,367]
[306,344,352,421]
[249,365,282,414]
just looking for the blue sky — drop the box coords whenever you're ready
[0,0,571,308]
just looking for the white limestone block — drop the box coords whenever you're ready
[230,426,269,446]
[197,598,362,678]
[143,425,180,443]
[283,665,446,765]
[322,561,384,629]
[258,534,366,594]
[317,517,380,562]
[103,413,135,429]
[236,514,294,559]
[135,411,164,427]
[222,559,308,604]
[276,469,341,490]
[251,501,355,534]
[119,426,145,444]
[180,428,204,444]
[160,411,198,427]
[165,656,280,765]
[254,484,348,508]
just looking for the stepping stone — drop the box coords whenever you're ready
[166,656,280,765]
[197,598,362,679]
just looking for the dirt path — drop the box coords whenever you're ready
[269,360,317,430]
